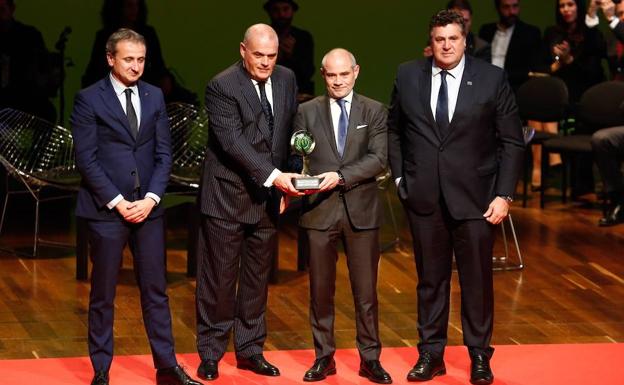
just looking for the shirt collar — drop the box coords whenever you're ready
[109,73,138,96]
[330,90,354,105]
[432,54,466,79]
[252,77,272,87]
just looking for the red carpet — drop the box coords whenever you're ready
[1,344,622,384]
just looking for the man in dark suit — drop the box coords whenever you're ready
[71,28,199,385]
[195,24,300,381]
[478,0,542,92]
[388,10,524,385]
[293,48,391,384]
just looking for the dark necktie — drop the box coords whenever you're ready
[258,81,274,135]
[124,88,138,139]
[336,98,348,157]
[435,70,450,138]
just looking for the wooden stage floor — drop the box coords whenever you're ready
[0,188,623,360]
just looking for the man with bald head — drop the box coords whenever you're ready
[195,23,300,380]
[293,48,391,383]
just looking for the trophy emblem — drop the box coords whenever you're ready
[290,130,322,190]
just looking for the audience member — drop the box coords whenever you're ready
[586,0,624,79]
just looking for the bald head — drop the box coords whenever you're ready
[320,48,359,99]
[240,23,279,81]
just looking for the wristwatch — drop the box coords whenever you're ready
[336,171,346,186]
[498,195,513,203]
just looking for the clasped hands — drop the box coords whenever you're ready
[115,198,155,223]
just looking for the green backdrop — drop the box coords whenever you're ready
[15,0,559,125]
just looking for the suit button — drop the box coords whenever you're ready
[131,171,136,176]
[439,146,444,152]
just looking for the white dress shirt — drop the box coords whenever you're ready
[491,24,515,69]
[329,90,353,149]
[106,73,160,209]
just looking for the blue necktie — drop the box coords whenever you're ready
[435,70,449,138]
[336,98,348,157]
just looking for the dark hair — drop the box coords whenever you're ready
[100,0,148,28]
[555,0,586,28]
[105,28,146,55]
[446,0,472,14]
[429,9,466,36]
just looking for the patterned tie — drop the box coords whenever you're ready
[336,98,348,157]
[124,88,138,139]
[258,81,274,135]
[435,70,450,138]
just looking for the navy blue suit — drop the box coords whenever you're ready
[71,76,175,371]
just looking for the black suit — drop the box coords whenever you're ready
[196,62,297,361]
[479,20,543,92]
[388,55,524,357]
[294,93,387,360]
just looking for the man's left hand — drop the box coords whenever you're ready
[316,171,340,192]
[483,196,510,225]
[124,198,156,223]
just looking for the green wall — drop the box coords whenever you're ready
[15,0,557,125]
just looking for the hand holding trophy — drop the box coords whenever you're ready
[290,130,323,190]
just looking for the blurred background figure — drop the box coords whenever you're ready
[82,0,196,105]
[0,0,57,122]
[264,0,315,101]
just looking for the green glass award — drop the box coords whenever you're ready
[290,130,322,190]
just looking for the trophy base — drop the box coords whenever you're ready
[293,176,323,190]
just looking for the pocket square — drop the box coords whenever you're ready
[356,124,368,129]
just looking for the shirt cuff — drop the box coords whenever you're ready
[264,168,281,187]
[586,14,599,28]
[106,194,123,210]
[610,18,620,29]
[145,192,161,205]
[395,177,402,187]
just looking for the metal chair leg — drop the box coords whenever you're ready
[494,214,524,271]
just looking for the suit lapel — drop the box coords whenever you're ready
[136,81,151,142]
[236,63,272,146]
[99,78,136,141]
[270,72,283,152]
[420,62,441,143]
[319,96,341,160]
[343,94,363,157]
[446,56,476,141]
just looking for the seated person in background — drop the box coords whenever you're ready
[586,0,624,79]
[264,0,315,101]
[591,126,624,226]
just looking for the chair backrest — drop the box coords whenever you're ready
[167,102,208,188]
[577,81,624,133]
[516,76,569,122]
[0,108,79,190]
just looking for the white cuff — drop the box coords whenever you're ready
[586,14,599,28]
[395,177,402,187]
[145,192,161,205]
[107,194,123,210]
[264,168,281,187]
[610,18,620,29]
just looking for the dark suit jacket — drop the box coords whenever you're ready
[479,20,543,91]
[198,62,297,224]
[294,94,387,230]
[388,56,525,220]
[71,77,172,221]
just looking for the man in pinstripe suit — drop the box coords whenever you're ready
[195,24,301,381]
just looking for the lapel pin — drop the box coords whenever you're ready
[467,81,473,86]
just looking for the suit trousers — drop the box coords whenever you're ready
[404,199,495,358]
[87,216,176,371]
[196,212,276,361]
[306,199,382,361]
[591,126,624,196]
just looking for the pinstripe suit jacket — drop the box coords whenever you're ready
[198,62,298,224]
[294,94,387,230]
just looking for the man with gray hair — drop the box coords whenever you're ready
[195,23,300,380]
[293,48,391,384]
[71,28,200,385]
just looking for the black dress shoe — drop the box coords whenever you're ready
[236,354,280,376]
[156,365,201,385]
[359,360,392,384]
[599,204,624,226]
[303,356,336,382]
[197,359,219,381]
[91,371,109,385]
[470,354,494,385]
[406,351,446,382]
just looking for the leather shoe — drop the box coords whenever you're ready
[91,371,109,385]
[156,365,201,385]
[197,359,219,381]
[470,353,493,385]
[359,360,392,384]
[303,356,336,381]
[406,351,446,381]
[236,354,280,376]
[599,204,624,226]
